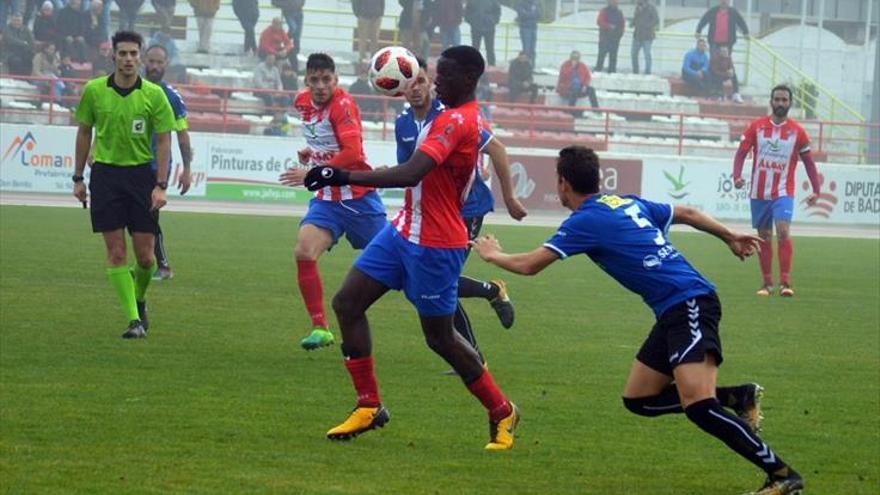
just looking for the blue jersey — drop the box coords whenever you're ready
[394,98,494,218]
[150,81,188,173]
[543,194,716,317]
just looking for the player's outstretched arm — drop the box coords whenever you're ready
[472,235,559,276]
[280,151,437,190]
[672,205,761,261]
[484,138,527,221]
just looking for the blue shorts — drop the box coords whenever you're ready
[300,191,387,249]
[354,224,467,317]
[750,197,794,230]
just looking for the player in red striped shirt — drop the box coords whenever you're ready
[281,46,519,450]
[733,84,821,297]
[291,54,388,350]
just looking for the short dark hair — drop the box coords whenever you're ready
[306,53,335,73]
[415,56,428,70]
[145,44,168,58]
[111,30,143,50]
[440,45,485,80]
[771,84,793,100]
[556,146,600,194]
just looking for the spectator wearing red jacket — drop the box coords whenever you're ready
[259,17,294,59]
[557,50,598,109]
[596,0,624,73]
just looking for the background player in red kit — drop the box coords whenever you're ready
[281,46,519,450]
[291,53,387,350]
[733,84,821,297]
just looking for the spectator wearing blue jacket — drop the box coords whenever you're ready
[681,38,709,95]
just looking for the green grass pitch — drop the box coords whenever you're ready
[1,205,878,494]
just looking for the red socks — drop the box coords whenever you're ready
[778,238,794,285]
[758,239,774,286]
[296,259,327,328]
[467,370,512,422]
[345,356,381,407]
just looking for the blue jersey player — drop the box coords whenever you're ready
[395,57,527,366]
[473,146,804,495]
[145,44,193,281]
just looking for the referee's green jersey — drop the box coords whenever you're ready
[75,74,176,166]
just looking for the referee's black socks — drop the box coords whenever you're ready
[684,398,788,475]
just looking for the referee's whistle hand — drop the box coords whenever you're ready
[151,188,167,211]
[73,182,87,203]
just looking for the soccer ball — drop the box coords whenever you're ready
[369,46,419,97]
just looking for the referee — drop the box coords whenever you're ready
[72,30,176,339]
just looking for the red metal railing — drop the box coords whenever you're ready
[2,75,877,164]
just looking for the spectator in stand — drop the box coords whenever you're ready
[92,39,114,75]
[1,0,20,31]
[631,0,658,75]
[464,0,499,66]
[263,111,290,136]
[349,64,382,122]
[188,0,220,54]
[352,0,384,63]
[58,52,80,99]
[709,46,742,103]
[151,0,175,33]
[5,14,35,75]
[85,0,108,51]
[56,0,89,62]
[397,0,417,54]
[232,0,259,55]
[557,50,598,110]
[514,0,541,68]
[23,0,43,26]
[681,38,710,95]
[272,0,303,70]
[259,17,293,60]
[434,0,461,50]
[116,0,143,31]
[596,0,624,73]
[507,50,538,104]
[696,0,748,54]
[33,1,57,44]
[279,60,298,105]
[32,40,66,100]
[253,52,283,109]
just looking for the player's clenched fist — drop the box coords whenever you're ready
[280,166,351,191]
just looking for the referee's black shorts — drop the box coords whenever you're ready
[636,292,724,377]
[89,162,158,234]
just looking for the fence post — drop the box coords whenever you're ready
[47,81,55,126]
[677,113,684,156]
[221,87,229,134]
[604,110,610,150]
[817,121,824,154]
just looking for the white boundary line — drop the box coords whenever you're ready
[2,192,877,239]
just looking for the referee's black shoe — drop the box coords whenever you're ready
[122,320,147,339]
[137,300,149,331]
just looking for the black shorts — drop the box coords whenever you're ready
[636,292,724,377]
[89,162,158,234]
